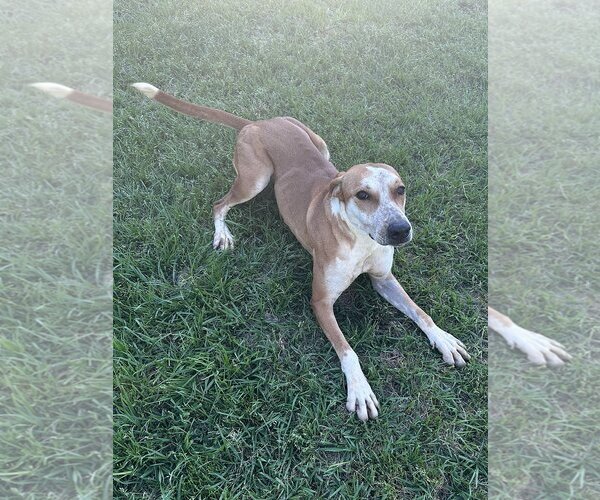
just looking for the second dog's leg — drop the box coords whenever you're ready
[370,273,471,366]
[488,307,571,366]
[212,125,273,250]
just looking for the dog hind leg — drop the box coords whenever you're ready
[212,125,273,250]
[284,117,330,161]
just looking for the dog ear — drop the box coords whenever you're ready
[328,172,345,197]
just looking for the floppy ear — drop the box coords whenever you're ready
[328,172,345,197]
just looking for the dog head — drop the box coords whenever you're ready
[329,163,412,246]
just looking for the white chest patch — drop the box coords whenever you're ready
[323,237,393,297]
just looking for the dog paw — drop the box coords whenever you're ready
[505,326,572,367]
[212,226,234,250]
[341,351,380,421]
[346,377,380,422]
[428,327,471,367]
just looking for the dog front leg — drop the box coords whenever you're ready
[370,273,471,367]
[311,292,380,421]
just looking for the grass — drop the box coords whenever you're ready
[114,0,487,497]
[0,0,112,497]
[489,1,600,498]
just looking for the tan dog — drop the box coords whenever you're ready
[132,82,472,421]
[32,82,571,410]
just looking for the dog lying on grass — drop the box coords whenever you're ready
[130,83,574,418]
[131,82,474,421]
[32,81,571,420]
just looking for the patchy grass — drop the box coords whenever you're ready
[489,1,600,498]
[114,0,487,497]
[0,0,112,497]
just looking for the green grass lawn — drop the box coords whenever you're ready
[114,0,487,497]
[0,0,112,497]
[489,1,600,497]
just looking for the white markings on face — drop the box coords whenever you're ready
[344,166,411,246]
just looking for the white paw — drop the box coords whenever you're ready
[341,351,380,421]
[505,325,572,367]
[212,225,234,251]
[428,327,471,367]
[346,376,380,422]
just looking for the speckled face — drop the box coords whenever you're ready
[336,163,412,246]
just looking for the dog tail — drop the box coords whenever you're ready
[29,82,113,113]
[131,82,252,131]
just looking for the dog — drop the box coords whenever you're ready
[39,82,570,418]
[488,307,571,367]
[131,82,476,421]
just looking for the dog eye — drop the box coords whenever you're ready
[356,191,369,200]
[396,186,406,195]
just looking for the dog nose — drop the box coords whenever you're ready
[387,221,411,243]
